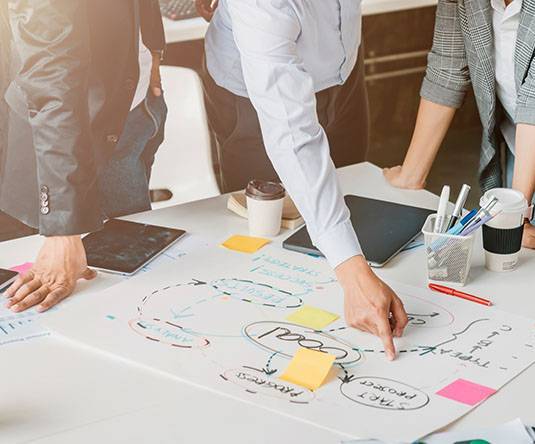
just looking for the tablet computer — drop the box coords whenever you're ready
[83,219,186,276]
[0,268,18,292]
[283,195,433,267]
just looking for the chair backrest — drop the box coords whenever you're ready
[149,66,220,208]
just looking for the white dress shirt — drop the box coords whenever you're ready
[205,0,363,268]
[131,36,153,111]
[492,0,522,153]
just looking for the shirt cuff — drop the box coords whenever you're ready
[313,220,363,269]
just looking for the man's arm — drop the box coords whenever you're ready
[8,0,101,235]
[226,0,408,359]
[5,0,99,312]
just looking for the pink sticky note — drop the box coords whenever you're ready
[10,262,33,275]
[436,378,496,406]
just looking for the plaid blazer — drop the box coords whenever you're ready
[421,0,535,192]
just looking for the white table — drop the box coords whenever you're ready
[1,163,534,444]
[163,0,438,44]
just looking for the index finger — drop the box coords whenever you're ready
[5,271,34,298]
[376,318,396,361]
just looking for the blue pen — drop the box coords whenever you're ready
[446,209,478,235]
[460,209,478,225]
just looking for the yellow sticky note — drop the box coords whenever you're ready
[221,235,270,253]
[279,348,336,391]
[285,305,339,330]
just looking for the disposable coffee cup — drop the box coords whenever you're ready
[245,180,285,237]
[480,188,528,272]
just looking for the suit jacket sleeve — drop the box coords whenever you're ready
[420,0,472,109]
[516,57,535,125]
[8,0,103,236]
[140,0,166,52]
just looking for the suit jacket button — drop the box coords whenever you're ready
[106,134,119,144]
[40,185,49,193]
[40,206,50,215]
[40,192,48,202]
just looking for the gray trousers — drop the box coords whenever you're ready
[201,49,369,193]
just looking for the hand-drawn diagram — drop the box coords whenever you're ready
[44,246,535,442]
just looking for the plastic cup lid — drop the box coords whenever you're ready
[480,188,527,214]
[245,180,286,201]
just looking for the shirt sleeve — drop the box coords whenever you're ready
[226,0,362,268]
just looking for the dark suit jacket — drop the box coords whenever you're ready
[0,0,165,235]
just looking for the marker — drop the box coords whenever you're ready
[434,185,450,233]
[446,184,471,230]
[428,283,492,306]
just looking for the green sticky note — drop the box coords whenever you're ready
[286,305,339,330]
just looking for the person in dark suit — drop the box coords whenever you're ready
[0,0,167,312]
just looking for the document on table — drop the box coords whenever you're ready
[0,303,50,346]
[0,234,212,347]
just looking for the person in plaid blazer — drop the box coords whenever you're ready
[383,0,535,248]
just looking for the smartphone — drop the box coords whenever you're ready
[0,268,18,292]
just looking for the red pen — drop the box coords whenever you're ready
[428,283,492,307]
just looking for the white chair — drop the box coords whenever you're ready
[149,66,220,209]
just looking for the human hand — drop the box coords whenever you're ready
[335,256,408,361]
[4,236,96,313]
[522,222,535,249]
[195,0,218,21]
[150,53,162,97]
[383,165,426,190]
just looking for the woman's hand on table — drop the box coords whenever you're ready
[383,165,426,190]
[4,235,96,313]
[522,223,535,249]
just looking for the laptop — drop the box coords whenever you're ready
[283,195,434,267]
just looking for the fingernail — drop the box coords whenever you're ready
[36,305,46,313]
[387,351,395,361]
[11,304,19,311]
[5,300,13,307]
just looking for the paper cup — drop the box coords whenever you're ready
[245,180,285,237]
[480,189,528,272]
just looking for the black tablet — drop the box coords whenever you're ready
[0,268,18,292]
[283,195,434,267]
[83,219,186,276]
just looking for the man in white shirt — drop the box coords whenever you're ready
[197,0,409,359]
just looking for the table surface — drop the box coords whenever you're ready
[163,0,438,44]
[1,163,534,444]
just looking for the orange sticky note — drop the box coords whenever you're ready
[221,235,270,253]
[279,347,336,391]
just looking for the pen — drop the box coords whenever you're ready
[464,196,498,231]
[446,184,471,230]
[434,185,450,233]
[459,212,500,236]
[428,283,492,306]
[446,208,478,235]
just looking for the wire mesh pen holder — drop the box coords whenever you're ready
[422,214,475,286]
